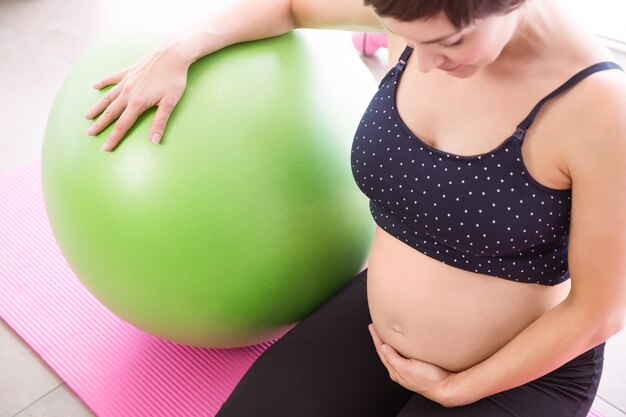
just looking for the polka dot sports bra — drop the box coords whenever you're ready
[351,46,623,285]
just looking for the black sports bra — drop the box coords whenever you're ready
[351,46,623,285]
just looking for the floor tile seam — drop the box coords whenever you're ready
[10,382,63,417]
[596,394,626,415]
[0,322,67,385]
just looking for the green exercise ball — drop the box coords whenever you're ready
[41,29,375,347]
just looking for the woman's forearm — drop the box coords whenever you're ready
[161,0,382,66]
[451,298,623,406]
[166,0,296,65]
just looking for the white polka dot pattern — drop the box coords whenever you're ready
[351,64,572,285]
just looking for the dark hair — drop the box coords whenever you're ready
[363,0,526,28]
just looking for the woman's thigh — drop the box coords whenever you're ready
[396,343,605,417]
[216,269,413,417]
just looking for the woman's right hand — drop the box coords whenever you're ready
[84,42,192,152]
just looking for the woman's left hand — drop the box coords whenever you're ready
[368,324,462,407]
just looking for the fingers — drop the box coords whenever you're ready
[92,68,129,90]
[85,69,128,119]
[85,90,127,137]
[87,91,180,151]
[85,83,123,122]
[84,62,184,151]
[369,324,409,384]
[368,325,400,378]
[101,101,146,152]
[368,323,383,345]
[149,97,178,144]
[381,345,406,375]
[368,324,387,359]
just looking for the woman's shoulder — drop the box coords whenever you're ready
[556,55,626,176]
[539,26,626,134]
[523,38,626,179]
[553,14,625,101]
[561,55,626,132]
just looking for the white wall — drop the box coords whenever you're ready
[564,0,626,66]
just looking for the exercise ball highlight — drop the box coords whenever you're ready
[41,29,375,347]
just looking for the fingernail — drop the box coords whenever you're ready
[84,111,92,119]
[102,143,110,152]
[151,133,161,144]
[86,127,94,135]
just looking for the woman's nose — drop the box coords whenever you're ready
[415,49,446,73]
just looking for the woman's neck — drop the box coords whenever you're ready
[486,0,558,75]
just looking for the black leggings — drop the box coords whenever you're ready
[216,269,604,417]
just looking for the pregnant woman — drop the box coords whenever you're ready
[85,0,626,415]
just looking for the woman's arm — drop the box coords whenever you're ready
[171,0,383,65]
[369,71,626,407]
[449,71,626,406]
[86,0,382,151]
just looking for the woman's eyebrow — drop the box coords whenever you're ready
[418,30,462,44]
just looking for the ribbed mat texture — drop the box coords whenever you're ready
[0,162,605,417]
[0,162,271,417]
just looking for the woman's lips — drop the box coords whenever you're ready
[440,64,463,72]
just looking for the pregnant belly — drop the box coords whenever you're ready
[367,227,571,372]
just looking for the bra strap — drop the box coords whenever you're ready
[396,46,414,71]
[514,61,623,139]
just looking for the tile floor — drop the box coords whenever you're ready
[0,0,624,416]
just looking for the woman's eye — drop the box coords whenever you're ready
[442,37,464,48]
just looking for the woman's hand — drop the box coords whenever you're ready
[368,324,463,407]
[84,42,192,152]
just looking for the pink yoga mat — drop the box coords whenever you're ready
[0,162,271,417]
[0,162,606,417]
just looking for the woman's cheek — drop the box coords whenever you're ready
[455,45,489,66]
[466,40,503,66]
